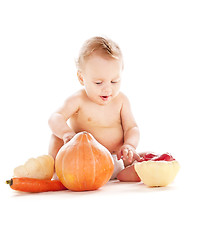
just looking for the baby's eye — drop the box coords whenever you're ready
[95,82,102,85]
[111,81,118,84]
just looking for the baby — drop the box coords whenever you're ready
[48,36,141,182]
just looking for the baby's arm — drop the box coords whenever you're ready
[117,94,140,165]
[48,94,80,143]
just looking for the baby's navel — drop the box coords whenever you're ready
[88,117,92,122]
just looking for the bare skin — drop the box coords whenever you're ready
[48,51,141,181]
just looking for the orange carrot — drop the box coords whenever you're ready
[6,177,67,193]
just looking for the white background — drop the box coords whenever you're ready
[0,1,200,240]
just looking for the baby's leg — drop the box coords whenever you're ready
[117,164,141,182]
[48,134,64,159]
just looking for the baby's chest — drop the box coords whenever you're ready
[75,105,121,127]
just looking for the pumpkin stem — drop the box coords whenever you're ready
[6,179,13,186]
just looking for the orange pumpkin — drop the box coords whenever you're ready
[55,131,114,191]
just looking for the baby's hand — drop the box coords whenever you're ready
[117,144,141,167]
[63,132,76,144]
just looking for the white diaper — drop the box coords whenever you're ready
[53,154,124,180]
[110,154,124,180]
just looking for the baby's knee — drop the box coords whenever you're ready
[117,164,141,182]
[48,134,64,159]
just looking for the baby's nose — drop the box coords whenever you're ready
[102,84,112,94]
[102,89,112,95]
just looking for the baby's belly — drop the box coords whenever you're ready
[69,120,123,153]
[89,127,124,154]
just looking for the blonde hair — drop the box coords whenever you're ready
[76,36,123,71]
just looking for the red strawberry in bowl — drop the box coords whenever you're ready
[139,152,158,162]
[152,153,175,161]
[143,152,158,160]
[139,152,175,162]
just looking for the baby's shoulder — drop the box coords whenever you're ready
[116,91,130,104]
[62,90,84,108]
[65,89,84,102]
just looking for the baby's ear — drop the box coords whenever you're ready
[77,71,84,86]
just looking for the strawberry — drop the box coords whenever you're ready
[140,152,175,162]
[153,153,175,161]
[143,152,158,161]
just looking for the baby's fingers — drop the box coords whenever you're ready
[133,152,141,161]
[127,150,134,163]
[122,148,129,160]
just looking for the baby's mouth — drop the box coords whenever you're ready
[100,95,110,101]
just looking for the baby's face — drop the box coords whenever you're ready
[79,53,123,105]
